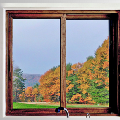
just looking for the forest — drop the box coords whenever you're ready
[13,37,109,105]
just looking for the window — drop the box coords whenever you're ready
[66,20,109,108]
[6,10,120,116]
[13,19,60,108]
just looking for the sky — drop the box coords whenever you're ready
[13,19,109,74]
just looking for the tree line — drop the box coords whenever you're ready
[13,37,109,105]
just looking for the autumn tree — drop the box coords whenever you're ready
[76,37,109,105]
[88,37,109,104]
[19,91,25,102]
[66,62,84,104]
[39,67,60,102]
[32,88,39,102]
[37,37,109,105]
[25,86,34,102]
[32,83,42,102]
[24,85,42,102]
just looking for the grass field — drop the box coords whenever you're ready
[13,102,109,109]
[13,102,59,109]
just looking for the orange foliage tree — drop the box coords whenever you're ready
[39,67,60,102]
[19,91,25,102]
[36,38,109,105]
[76,37,109,104]
[32,88,39,102]
[25,86,34,102]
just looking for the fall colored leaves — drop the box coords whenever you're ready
[17,37,109,105]
[39,67,60,102]
[67,38,109,104]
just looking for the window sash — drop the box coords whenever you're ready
[6,10,120,116]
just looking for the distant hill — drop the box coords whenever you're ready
[22,73,41,88]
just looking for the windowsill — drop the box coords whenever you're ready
[3,116,120,119]
[5,110,119,116]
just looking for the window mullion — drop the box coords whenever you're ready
[60,14,66,108]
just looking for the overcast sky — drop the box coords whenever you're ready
[13,19,109,74]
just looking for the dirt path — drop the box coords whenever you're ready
[18,102,50,104]
[18,102,60,105]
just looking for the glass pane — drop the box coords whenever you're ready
[66,20,109,108]
[13,19,60,109]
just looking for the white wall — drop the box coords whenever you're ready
[0,1,120,120]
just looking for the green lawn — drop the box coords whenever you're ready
[13,102,109,109]
[13,102,59,109]
[66,104,109,108]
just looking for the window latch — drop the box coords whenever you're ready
[86,113,90,118]
[55,107,69,118]
[111,112,114,114]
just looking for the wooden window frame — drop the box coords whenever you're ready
[6,10,120,116]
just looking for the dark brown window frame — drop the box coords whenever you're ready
[6,10,120,116]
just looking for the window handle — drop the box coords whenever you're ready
[86,113,90,118]
[55,107,69,118]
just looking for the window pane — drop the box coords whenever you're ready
[13,19,60,109]
[66,20,109,108]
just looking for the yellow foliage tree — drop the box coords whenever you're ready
[19,92,25,102]
[32,88,39,102]
[39,67,60,102]
[76,37,109,104]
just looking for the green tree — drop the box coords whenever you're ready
[87,81,109,105]
[13,67,26,102]
[32,83,42,102]
[32,83,39,89]
[51,65,60,71]
[66,74,81,103]
[66,63,72,71]
[86,56,94,61]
